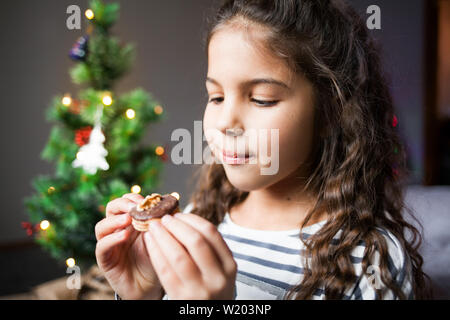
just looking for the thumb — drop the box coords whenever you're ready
[122,193,145,204]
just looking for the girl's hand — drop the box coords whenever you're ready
[95,193,164,300]
[143,213,237,300]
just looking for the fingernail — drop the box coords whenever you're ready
[127,202,135,211]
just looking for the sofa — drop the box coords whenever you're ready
[404,185,450,299]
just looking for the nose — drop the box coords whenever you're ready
[216,95,245,137]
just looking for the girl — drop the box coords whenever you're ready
[95,0,431,300]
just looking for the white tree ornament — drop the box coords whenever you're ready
[72,105,109,174]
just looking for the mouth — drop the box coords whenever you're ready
[222,149,255,165]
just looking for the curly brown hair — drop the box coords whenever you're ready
[187,0,433,299]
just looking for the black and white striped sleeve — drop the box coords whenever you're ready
[348,227,414,300]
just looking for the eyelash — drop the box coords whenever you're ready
[208,97,279,107]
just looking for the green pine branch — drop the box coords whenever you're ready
[24,0,167,268]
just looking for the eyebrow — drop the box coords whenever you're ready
[206,77,291,91]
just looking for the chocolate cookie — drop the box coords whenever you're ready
[130,192,180,232]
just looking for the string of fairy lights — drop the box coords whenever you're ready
[33,6,167,267]
[51,89,166,267]
[32,7,403,269]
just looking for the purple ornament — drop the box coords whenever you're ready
[69,35,89,61]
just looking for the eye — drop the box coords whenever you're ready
[207,97,279,107]
[208,97,224,105]
[251,98,279,107]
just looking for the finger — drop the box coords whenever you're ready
[123,224,141,247]
[105,198,136,218]
[122,193,144,203]
[143,230,183,296]
[95,229,129,270]
[160,215,225,279]
[147,220,201,286]
[173,213,237,275]
[95,214,131,241]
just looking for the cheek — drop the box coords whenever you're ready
[203,105,214,128]
[272,111,315,168]
[203,107,222,156]
[203,106,216,140]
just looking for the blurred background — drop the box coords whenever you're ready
[0,0,448,299]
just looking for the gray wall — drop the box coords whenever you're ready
[0,0,212,244]
[0,0,426,244]
[348,0,425,184]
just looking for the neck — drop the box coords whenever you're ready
[230,167,324,231]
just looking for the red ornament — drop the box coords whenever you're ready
[158,144,169,162]
[160,153,168,162]
[68,99,89,114]
[75,126,93,146]
[68,99,81,114]
[21,221,34,237]
[392,167,399,178]
[21,222,31,229]
[392,115,398,128]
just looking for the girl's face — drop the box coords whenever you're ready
[204,24,316,192]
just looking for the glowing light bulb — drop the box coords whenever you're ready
[102,94,113,106]
[62,95,72,106]
[170,192,180,200]
[66,258,76,268]
[131,185,141,194]
[40,220,50,230]
[154,105,163,115]
[155,146,164,156]
[85,9,94,20]
[126,109,136,119]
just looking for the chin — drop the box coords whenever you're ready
[223,165,277,192]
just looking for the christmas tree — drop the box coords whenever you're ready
[24,0,167,268]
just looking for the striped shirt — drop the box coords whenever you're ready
[174,203,415,300]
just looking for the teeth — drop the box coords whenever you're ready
[225,154,249,158]
[224,152,249,157]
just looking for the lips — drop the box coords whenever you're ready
[222,149,254,164]
[222,150,248,159]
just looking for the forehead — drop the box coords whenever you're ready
[207,24,294,86]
